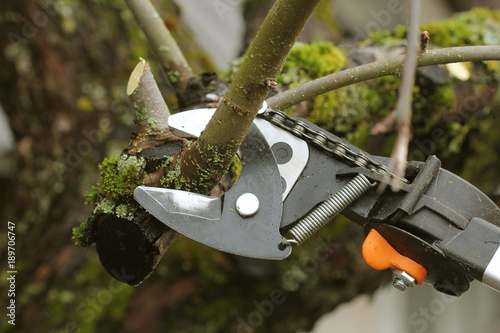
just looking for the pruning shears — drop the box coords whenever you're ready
[134,103,500,296]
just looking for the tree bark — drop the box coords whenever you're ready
[266,45,500,110]
[94,59,180,285]
[125,0,194,92]
[179,0,322,194]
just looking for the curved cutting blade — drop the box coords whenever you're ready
[135,124,292,260]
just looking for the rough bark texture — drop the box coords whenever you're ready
[92,59,181,285]
[179,0,322,195]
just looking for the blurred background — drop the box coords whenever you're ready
[1,0,500,332]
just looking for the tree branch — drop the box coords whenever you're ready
[177,0,322,194]
[93,0,322,284]
[125,0,194,91]
[266,45,500,110]
[127,58,170,132]
[383,0,421,192]
[93,59,181,285]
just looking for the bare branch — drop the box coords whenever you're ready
[94,60,180,285]
[371,31,430,136]
[266,45,500,110]
[125,0,194,91]
[383,0,421,192]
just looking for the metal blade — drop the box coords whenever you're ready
[134,123,292,260]
[168,109,309,200]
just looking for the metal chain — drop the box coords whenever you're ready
[259,109,409,184]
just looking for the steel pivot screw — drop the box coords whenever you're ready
[235,193,260,217]
[392,269,417,291]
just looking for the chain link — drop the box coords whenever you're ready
[259,110,409,184]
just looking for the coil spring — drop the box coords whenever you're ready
[289,174,373,245]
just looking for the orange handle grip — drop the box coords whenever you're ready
[362,229,427,285]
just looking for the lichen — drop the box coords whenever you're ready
[160,152,193,191]
[167,70,180,83]
[134,103,148,121]
[147,116,157,129]
[73,154,146,247]
[161,140,237,193]
[161,166,184,189]
[115,203,137,221]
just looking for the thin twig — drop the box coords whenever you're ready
[125,0,194,91]
[383,0,421,192]
[371,31,431,135]
[266,45,500,110]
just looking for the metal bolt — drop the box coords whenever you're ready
[235,193,259,217]
[258,101,268,114]
[392,269,417,291]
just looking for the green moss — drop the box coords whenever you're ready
[72,215,99,247]
[365,7,500,48]
[458,105,500,191]
[97,155,145,200]
[276,41,371,139]
[73,155,146,247]
[279,41,347,84]
[308,84,381,140]
[275,41,457,142]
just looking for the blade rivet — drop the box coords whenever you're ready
[235,193,260,217]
